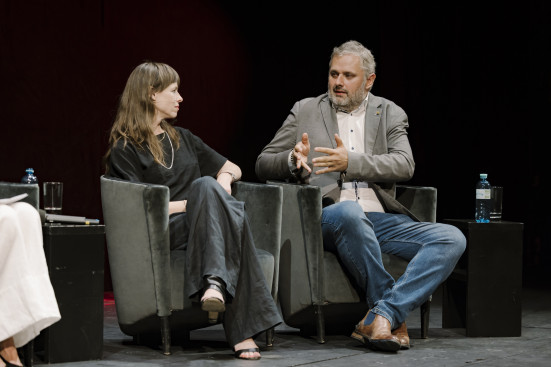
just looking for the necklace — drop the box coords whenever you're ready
[158,132,174,169]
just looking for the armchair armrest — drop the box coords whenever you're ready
[0,182,40,209]
[232,181,282,255]
[268,181,325,310]
[232,181,283,299]
[100,176,172,323]
[396,185,437,223]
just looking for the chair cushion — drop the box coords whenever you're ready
[323,252,361,303]
[382,253,409,280]
[257,249,275,291]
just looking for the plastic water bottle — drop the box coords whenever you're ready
[21,168,38,184]
[475,173,491,223]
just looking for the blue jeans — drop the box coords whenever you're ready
[321,201,466,329]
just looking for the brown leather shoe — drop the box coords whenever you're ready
[350,330,364,343]
[392,322,410,350]
[353,311,401,352]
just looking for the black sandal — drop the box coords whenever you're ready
[234,347,261,360]
[201,275,226,323]
[0,354,24,367]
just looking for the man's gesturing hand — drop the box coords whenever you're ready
[293,133,312,173]
[312,134,348,174]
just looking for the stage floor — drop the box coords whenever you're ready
[32,285,551,367]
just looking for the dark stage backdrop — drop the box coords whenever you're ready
[1,0,550,289]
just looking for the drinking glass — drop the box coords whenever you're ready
[43,182,63,214]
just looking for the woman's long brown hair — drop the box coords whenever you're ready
[104,62,181,172]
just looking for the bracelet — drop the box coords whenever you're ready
[290,150,297,166]
[220,171,238,182]
[289,150,302,176]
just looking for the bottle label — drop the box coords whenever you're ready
[476,189,491,199]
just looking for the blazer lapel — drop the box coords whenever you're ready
[320,95,339,149]
[364,93,382,155]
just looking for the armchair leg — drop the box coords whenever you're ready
[161,316,171,355]
[183,329,191,343]
[265,327,275,347]
[20,339,34,367]
[420,295,432,339]
[314,305,326,344]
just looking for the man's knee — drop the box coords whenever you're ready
[440,224,467,257]
[323,201,366,225]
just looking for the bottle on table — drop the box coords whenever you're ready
[475,173,491,223]
[21,168,38,184]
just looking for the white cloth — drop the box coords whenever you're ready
[0,201,60,347]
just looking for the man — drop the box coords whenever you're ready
[256,40,466,352]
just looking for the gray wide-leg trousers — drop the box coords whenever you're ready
[169,176,281,346]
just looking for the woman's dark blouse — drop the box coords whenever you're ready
[107,127,227,201]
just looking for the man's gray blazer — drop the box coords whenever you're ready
[256,92,418,218]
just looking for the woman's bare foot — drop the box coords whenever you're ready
[201,288,224,303]
[233,338,261,360]
[0,337,23,366]
[0,352,23,367]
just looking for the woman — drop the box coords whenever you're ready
[104,62,281,360]
[0,199,61,367]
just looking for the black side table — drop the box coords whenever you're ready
[442,219,523,337]
[37,223,105,363]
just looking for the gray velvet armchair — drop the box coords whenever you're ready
[271,182,437,343]
[100,176,283,355]
[0,182,40,209]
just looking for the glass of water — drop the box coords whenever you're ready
[490,186,503,221]
[43,182,63,214]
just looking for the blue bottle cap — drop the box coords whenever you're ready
[480,173,487,179]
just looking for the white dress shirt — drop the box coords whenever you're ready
[336,95,385,213]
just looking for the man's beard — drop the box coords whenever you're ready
[328,80,368,112]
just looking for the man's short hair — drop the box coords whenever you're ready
[330,40,376,77]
